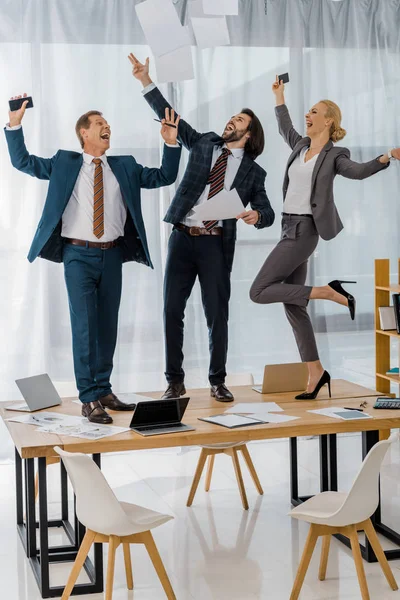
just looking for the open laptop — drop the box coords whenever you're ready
[6,374,62,412]
[129,397,194,436]
[253,363,308,394]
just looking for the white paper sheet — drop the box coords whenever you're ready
[36,424,130,440]
[249,413,300,424]
[191,188,244,220]
[202,0,238,15]
[190,16,230,49]
[7,411,70,425]
[136,0,191,57]
[188,0,216,19]
[155,43,194,83]
[225,402,284,414]
[307,407,352,419]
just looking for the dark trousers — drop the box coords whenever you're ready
[164,228,231,386]
[63,243,123,403]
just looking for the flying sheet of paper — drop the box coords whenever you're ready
[155,43,194,83]
[191,188,243,220]
[202,0,239,15]
[136,0,191,57]
[225,402,284,414]
[190,16,230,49]
[188,0,216,18]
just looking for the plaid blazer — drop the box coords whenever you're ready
[144,86,275,271]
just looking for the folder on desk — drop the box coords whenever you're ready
[198,414,266,428]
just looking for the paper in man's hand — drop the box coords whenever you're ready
[192,188,244,220]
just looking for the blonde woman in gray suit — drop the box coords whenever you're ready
[250,76,400,399]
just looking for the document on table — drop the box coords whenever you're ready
[249,413,300,424]
[202,0,239,15]
[307,407,372,420]
[154,43,194,83]
[191,188,244,220]
[190,16,230,49]
[225,402,284,414]
[136,0,191,57]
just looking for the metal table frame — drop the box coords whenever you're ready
[290,431,400,562]
[15,449,104,598]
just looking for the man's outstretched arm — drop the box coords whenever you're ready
[128,53,203,151]
[5,94,56,179]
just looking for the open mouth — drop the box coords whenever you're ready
[226,124,235,132]
[305,121,312,128]
[100,132,110,140]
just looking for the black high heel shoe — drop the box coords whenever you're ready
[328,280,356,320]
[295,370,331,400]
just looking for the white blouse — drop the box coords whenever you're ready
[283,147,319,215]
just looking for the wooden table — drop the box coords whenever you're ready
[1,379,398,598]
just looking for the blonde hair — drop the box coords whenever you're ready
[320,100,346,142]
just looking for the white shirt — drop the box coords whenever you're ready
[142,83,244,227]
[283,147,319,215]
[61,152,126,242]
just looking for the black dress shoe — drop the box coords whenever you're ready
[99,393,136,411]
[161,383,186,400]
[328,280,356,320]
[210,383,234,402]
[295,371,331,400]
[82,401,113,424]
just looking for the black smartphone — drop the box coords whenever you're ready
[9,96,34,111]
[278,73,289,84]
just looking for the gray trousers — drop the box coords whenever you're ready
[249,214,319,362]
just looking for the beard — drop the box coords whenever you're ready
[222,127,246,143]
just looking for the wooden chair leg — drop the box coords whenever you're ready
[123,543,134,590]
[289,525,319,600]
[348,526,370,600]
[106,535,120,600]
[240,445,263,495]
[204,455,215,492]
[363,519,398,590]
[61,529,96,600]
[319,535,331,581]
[142,531,176,600]
[230,448,249,510]
[187,449,208,507]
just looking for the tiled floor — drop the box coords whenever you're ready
[1,334,400,599]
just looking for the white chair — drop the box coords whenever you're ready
[54,447,176,600]
[186,373,263,510]
[289,433,399,600]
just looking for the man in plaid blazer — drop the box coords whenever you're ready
[130,54,275,401]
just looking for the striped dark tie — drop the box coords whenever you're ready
[92,158,104,239]
[203,147,231,231]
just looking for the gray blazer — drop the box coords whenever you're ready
[275,104,390,240]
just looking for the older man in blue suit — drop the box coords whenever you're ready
[5,94,181,423]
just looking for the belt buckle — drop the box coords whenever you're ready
[100,242,108,250]
[189,227,201,237]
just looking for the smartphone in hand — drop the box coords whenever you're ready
[278,73,289,84]
[9,96,34,111]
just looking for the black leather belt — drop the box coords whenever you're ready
[282,212,313,218]
[174,223,223,236]
[63,238,120,249]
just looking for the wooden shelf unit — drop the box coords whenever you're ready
[375,259,400,394]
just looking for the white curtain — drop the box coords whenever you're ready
[0,0,399,406]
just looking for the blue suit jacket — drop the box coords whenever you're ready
[4,127,181,266]
[144,86,275,271]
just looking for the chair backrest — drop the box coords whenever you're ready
[329,433,398,526]
[54,447,130,534]
[225,373,254,386]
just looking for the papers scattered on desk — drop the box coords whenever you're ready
[202,0,239,15]
[135,0,191,57]
[7,411,130,440]
[225,402,284,414]
[191,189,244,220]
[250,413,300,424]
[307,407,372,420]
[191,16,230,49]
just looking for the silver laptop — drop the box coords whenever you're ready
[129,397,194,436]
[253,363,308,394]
[7,374,62,412]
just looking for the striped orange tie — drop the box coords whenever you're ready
[92,158,104,239]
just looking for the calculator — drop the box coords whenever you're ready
[374,398,400,409]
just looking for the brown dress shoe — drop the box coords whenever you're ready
[98,393,136,411]
[161,382,186,400]
[82,401,113,424]
[210,383,234,402]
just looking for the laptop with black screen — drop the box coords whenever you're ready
[129,397,194,436]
